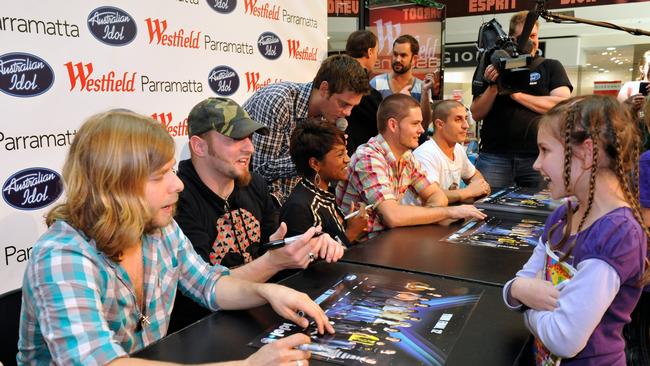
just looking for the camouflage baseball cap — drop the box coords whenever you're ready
[187,97,268,138]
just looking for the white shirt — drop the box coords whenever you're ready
[402,139,475,205]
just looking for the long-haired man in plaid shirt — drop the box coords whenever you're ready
[17,111,333,365]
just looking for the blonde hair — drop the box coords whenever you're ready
[46,110,175,261]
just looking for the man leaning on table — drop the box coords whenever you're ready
[17,110,330,366]
[336,94,487,240]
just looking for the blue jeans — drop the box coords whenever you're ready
[476,152,544,189]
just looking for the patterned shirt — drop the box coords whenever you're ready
[18,220,230,366]
[336,134,432,238]
[243,81,313,205]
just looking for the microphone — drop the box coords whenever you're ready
[517,10,538,54]
[335,117,348,131]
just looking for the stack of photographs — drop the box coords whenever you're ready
[474,186,562,217]
[250,272,484,366]
[444,215,545,251]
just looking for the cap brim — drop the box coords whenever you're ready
[229,117,269,139]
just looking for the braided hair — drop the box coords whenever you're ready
[541,95,650,284]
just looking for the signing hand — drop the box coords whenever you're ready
[511,276,560,311]
[244,333,311,366]
[345,201,369,242]
[267,224,321,270]
[258,284,335,335]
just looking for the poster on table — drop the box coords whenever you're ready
[0,0,327,295]
[250,271,483,366]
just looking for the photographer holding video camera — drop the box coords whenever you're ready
[471,10,572,188]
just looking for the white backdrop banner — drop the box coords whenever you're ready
[0,0,327,295]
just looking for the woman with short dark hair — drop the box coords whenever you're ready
[281,120,368,246]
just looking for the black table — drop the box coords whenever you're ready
[137,262,530,365]
[341,213,534,287]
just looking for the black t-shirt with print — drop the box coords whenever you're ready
[174,159,278,268]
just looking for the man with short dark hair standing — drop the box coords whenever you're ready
[243,54,370,205]
[345,30,383,155]
[470,11,572,188]
[370,34,433,133]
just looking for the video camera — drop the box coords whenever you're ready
[471,18,536,96]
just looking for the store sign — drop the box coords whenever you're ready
[444,45,481,68]
[444,0,650,18]
[327,0,359,17]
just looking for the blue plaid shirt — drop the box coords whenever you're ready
[17,220,230,366]
[243,81,312,205]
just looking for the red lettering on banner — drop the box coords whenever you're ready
[144,18,201,48]
[469,0,517,13]
[327,0,359,16]
[64,62,136,92]
[151,112,188,137]
[401,7,442,21]
[286,40,318,61]
[243,0,280,20]
[245,71,282,92]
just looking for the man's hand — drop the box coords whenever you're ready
[257,284,335,335]
[511,276,560,311]
[446,205,487,220]
[314,232,345,263]
[483,64,500,83]
[244,333,312,366]
[466,179,491,199]
[422,75,434,94]
[624,93,646,113]
[267,224,321,270]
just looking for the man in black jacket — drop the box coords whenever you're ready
[170,98,345,331]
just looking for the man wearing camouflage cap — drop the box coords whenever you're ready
[171,97,345,330]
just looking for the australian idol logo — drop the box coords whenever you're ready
[206,0,236,14]
[0,52,54,97]
[2,167,63,210]
[257,32,282,60]
[208,65,239,96]
[87,6,137,46]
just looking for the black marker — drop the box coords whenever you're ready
[260,231,324,251]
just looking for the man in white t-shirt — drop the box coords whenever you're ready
[410,100,490,204]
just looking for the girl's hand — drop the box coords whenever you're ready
[511,277,560,311]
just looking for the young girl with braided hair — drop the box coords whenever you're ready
[504,95,649,365]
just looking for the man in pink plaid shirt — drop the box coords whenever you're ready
[336,94,486,239]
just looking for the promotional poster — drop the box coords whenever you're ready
[250,272,484,366]
[474,186,563,217]
[445,214,545,250]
